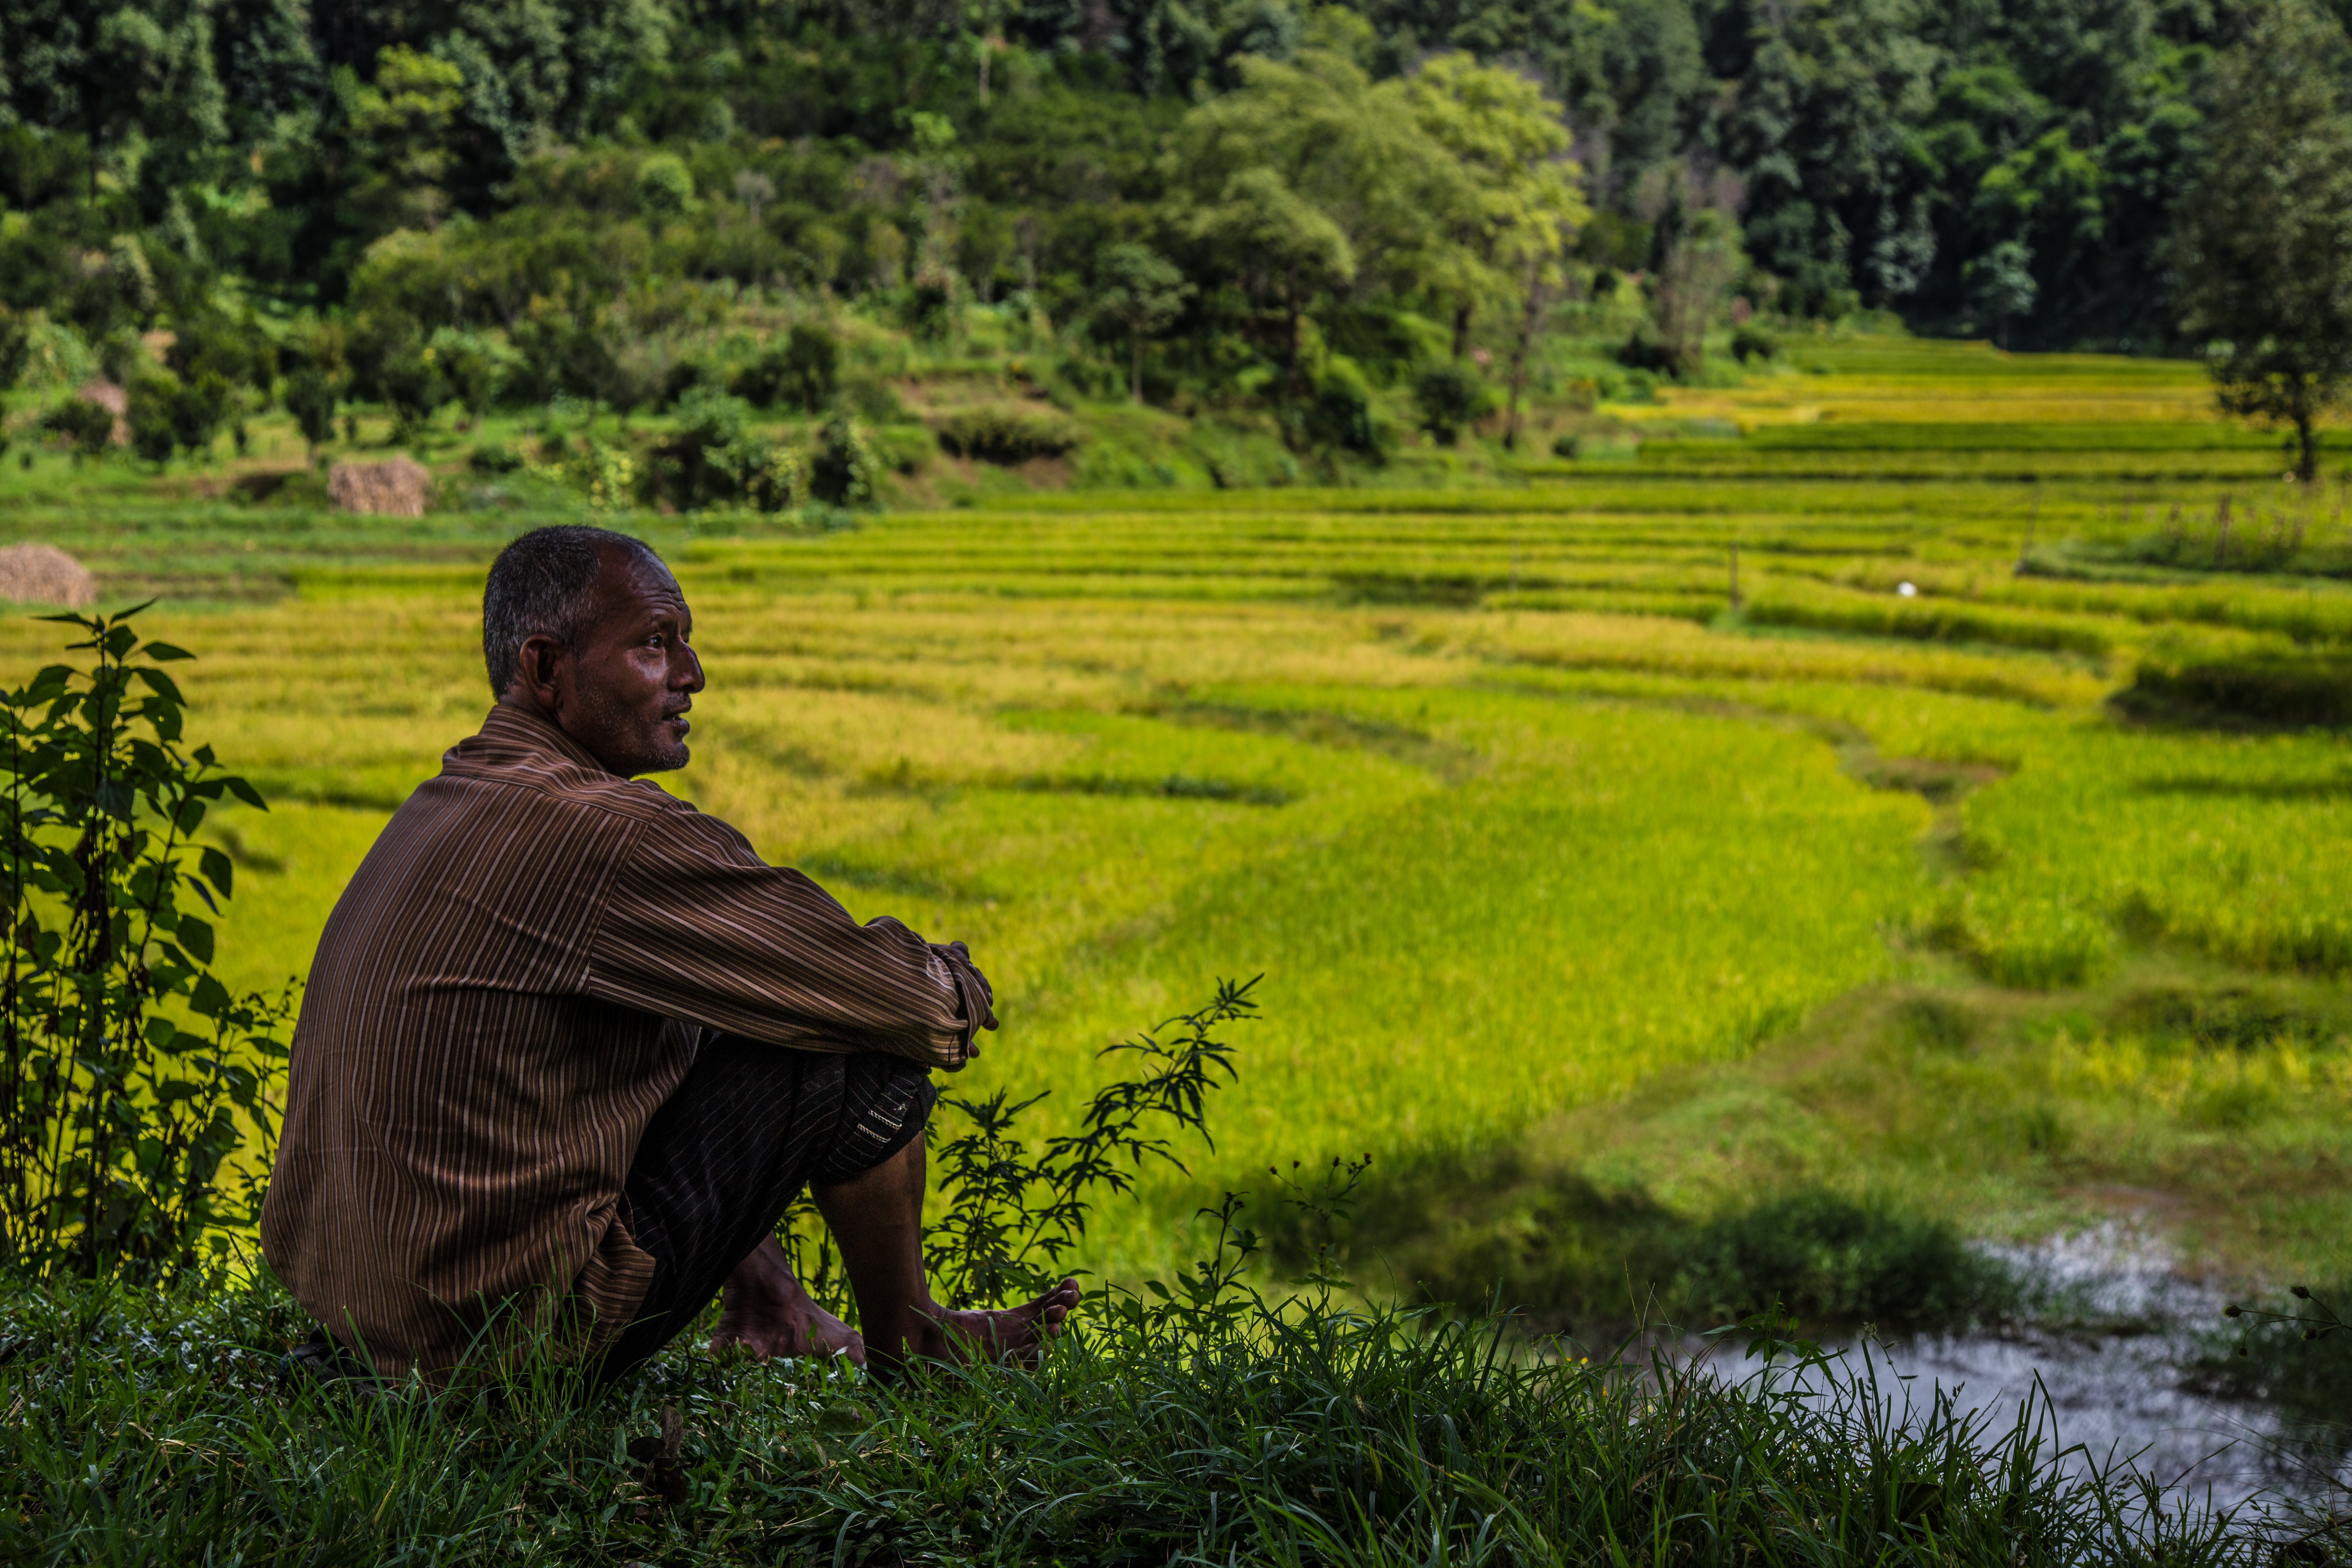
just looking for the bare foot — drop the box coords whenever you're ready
[899,1278,1082,1372]
[710,1237,865,1366]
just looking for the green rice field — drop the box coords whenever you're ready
[8,334,2349,1322]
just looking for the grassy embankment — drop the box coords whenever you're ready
[3,333,2349,1558]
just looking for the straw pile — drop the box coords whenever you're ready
[327,457,433,517]
[0,543,97,607]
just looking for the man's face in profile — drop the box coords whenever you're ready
[538,546,706,776]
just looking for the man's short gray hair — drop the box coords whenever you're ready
[482,526,663,698]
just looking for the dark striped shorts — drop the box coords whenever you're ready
[595,1034,935,1381]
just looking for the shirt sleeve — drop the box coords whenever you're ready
[579,809,994,1070]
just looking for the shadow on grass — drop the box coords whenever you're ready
[1257,1146,2018,1341]
[2110,652,2352,731]
[2132,774,2352,802]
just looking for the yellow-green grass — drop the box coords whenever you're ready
[5,334,2350,1302]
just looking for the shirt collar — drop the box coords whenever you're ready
[462,703,617,778]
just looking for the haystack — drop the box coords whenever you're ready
[328,457,434,518]
[0,543,98,607]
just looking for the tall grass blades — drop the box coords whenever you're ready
[0,1268,2271,1567]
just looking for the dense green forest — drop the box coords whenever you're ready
[0,0,2317,472]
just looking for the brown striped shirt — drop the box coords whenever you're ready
[260,704,989,1377]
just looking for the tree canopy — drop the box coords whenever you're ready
[2173,0,2352,481]
[0,0,2328,447]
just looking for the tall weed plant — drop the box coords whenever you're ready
[0,609,290,1284]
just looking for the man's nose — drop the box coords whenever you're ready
[677,643,705,691]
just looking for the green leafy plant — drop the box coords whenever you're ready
[0,609,291,1283]
[780,977,1254,1315]
[924,976,1255,1309]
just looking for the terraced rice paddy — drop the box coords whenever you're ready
[5,334,2348,1316]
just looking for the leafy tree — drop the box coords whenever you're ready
[1094,242,1193,403]
[125,374,180,462]
[1404,54,1585,443]
[1403,54,1585,361]
[635,152,695,224]
[1180,165,1354,383]
[1964,238,2036,349]
[2173,0,2352,482]
[1718,0,1937,315]
[340,45,466,237]
[284,367,337,462]
[1636,159,1747,378]
[0,0,228,203]
[125,369,227,462]
[1171,49,1476,382]
[375,341,450,436]
[354,0,674,201]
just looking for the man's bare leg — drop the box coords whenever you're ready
[710,1234,866,1363]
[814,1135,1081,1376]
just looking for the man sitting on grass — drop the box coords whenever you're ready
[261,524,1078,1384]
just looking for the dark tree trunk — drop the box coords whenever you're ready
[1283,265,1302,393]
[1503,268,1547,452]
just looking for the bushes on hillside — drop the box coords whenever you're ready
[126,371,230,463]
[808,416,879,505]
[936,404,1084,463]
[735,323,839,413]
[1732,326,1778,363]
[1301,364,1382,455]
[40,397,114,457]
[640,386,805,511]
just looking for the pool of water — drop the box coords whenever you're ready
[1704,1225,2349,1517]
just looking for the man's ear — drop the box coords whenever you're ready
[508,634,569,714]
